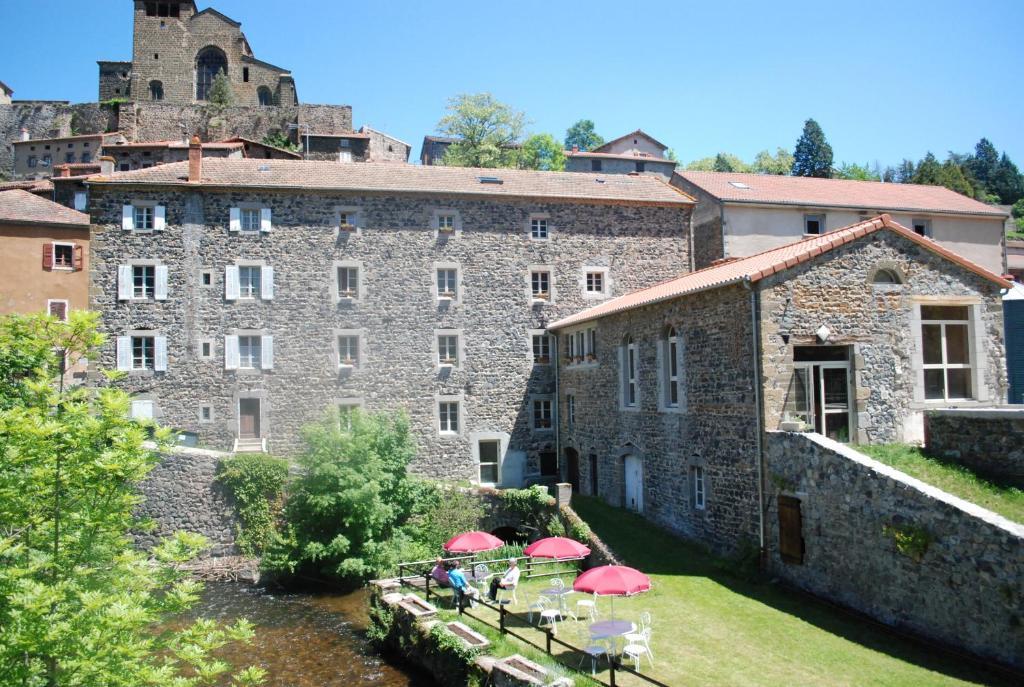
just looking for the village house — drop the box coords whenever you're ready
[12,132,126,180]
[84,147,694,481]
[564,130,677,180]
[550,214,1009,549]
[673,170,1009,276]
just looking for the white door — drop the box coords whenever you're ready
[624,455,643,513]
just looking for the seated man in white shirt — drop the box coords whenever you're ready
[488,557,520,601]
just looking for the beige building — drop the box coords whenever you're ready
[12,133,126,180]
[674,171,1009,276]
[565,130,677,180]
[0,189,90,319]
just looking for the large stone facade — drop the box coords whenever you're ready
[86,173,692,484]
[765,431,1023,670]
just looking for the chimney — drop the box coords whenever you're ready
[20,128,29,142]
[58,165,70,178]
[188,135,202,183]
[98,156,115,176]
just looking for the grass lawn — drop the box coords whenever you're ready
[437,496,1016,686]
[1007,229,1024,241]
[856,444,1024,524]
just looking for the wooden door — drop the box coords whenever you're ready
[623,454,643,513]
[238,398,260,438]
[566,449,580,494]
[778,495,804,564]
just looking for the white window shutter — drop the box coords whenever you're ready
[225,265,240,300]
[74,192,87,211]
[154,205,166,231]
[122,205,134,231]
[154,265,168,300]
[225,335,240,370]
[229,207,241,232]
[260,207,272,232]
[117,265,133,300]
[261,335,274,370]
[154,336,168,371]
[116,336,131,370]
[261,266,274,300]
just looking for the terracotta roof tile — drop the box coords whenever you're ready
[550,215,1011,330]
[0,189,89,227]
[677,171,1006,217]
[0,179,54,194]
[86,159,694,205]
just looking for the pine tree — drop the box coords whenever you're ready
[966,138,1000,190]
[990,153,1024,204]
[791,118,833,178]
[207,68,234,107]
[911,152,943,186]
[939,160,974,197]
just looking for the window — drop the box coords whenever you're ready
[532,334,551,364]
[238,336,263,369]
[437,214,456,232]
[240,208,260,232]
[243,67,250,83]
[531,218,548,240]
[134,205,154,230]
[201,271,212,286]
[200,405,213,422]
[437,268,458,297]
[339,212,353,230]
[531,270,550,300]
[149,80,163,101]
[133,265,155,298]
[337,266,359,298]
[338,402,362,431]
[52,243,74,268]
[42,155,51,167]
[65,153,75,164]
[533,399,553,430]
[921,305,973,401]
[120,163,130,172]
[587,328,597,360]
[664,327,680,409]
[693,466,706,510]
[478,440,499,484]
[257,87,273,106]
[585,270,607,296]
[196,46,228,101]
[635,161,645,173]
[201,341,212,358]
[132,336,155,370]
[438,334,459,366]
[872,268,903,285]
[74,192,87,211]
[238,266,261,298]
[591,159,602,172]
[27,156,37,168]
[439,401,459,434]
[912,218,931,237]
[804,214,825,235]
[81,152,92,163]
[48,299,69,321]
[566,394,575,428]
[338,335,360,367]
[623,336,638,408]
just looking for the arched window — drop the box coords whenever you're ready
[149,80,164,101]
[872,267,903,285]
[195,46,227,101]
[257,86,273,106]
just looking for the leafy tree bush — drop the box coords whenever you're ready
[404,485,486,554]
[520,133,565,171]
[260,131,301,153]
[264,409,424,586]
[437,93,525,168]
[834,162,881,181]
[751,148,794,175]
[564,119,604,152]
[217,454,289,556]
[792,118,833,178]
[0,312,263,687]
[208,68,234,107]
[1012,198,1024,219]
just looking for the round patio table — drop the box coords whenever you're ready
[589,620,633,640]
[539,587,573,597]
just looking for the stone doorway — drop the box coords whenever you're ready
[238,398,261,439]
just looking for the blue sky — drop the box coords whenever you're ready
[3,0,1022,168]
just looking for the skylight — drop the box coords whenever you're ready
[729,181,751,189]
[478,176,503,184]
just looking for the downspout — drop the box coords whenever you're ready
[743,278,767,563]
[553,330,561,483]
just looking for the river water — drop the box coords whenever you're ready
[181,583,436,687]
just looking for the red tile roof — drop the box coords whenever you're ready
[677,171,1006,217]
[86,159,694,205]
[550,215,1011,330]
[0,189,89,227]
[0,179,54,194]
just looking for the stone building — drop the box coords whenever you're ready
[565,130,677,180]
[549,215,1009,552]
[85,152,694,481]
[99,2,297,107]
[102,137,299,172]
[673,170,1009,276]
[301,127,410,163]
[12,132,126,180]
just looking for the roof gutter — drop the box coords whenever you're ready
[718,198,1008,219]
[743,277,767,563]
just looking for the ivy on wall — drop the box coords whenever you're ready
[216,453,289,556]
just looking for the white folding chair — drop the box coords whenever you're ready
[622,628,654,671]
[538,598,563,635]
[525,591,547,624]
[575,591,599,623]
[473,563,490,596]
[624,611,652,652]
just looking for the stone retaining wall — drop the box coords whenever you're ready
[765,431,1024,669]
[134,444,239,557]
[925,408,1024,486]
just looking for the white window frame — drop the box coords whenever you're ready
[229,205,272,234]
[437,395,463,436]
[620,336,639,410]
[433,329,464,371]
[336,397,366,431]
[123,202,164,232]
[238,265,262,299]
[528,266,555,303]
[335,206,363,237]
[431,209,462,238]
[73,191,87,211]
[659,326,686,413]
[332,261,365,301]
[803,213,825,235]
[51,242,75,270]
[335,329,364,369]
[693,466,706,510]
[918,304,976,402]
[476,438,502,485]
[240,207,261,232]
[531,332,551,365]
[912,218,932,238]
[582,266,611,300]
[528,214,551,241]
[532,397,553,432]
[435,265,461,303]
[237,335,263,370]
[133,264,156,299]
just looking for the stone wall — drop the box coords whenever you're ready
[134,444,239,557]
[87,182,691,483]
[564,156,676,180]
[925,408,1024,486]
[765,431,1024,669]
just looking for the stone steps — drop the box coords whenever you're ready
[232,437,266,454]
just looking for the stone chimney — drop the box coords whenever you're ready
[58,165,70,178]
[20,128,29,142]
[98,156,115,176]
[188,136,202,182]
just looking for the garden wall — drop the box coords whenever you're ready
[134,444,239,557]
[764,431,1024,670]
[925,408,1024,486]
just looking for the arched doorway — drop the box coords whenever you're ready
[623,454,643,513]
[565,447,580,494]
[195,46,227,101]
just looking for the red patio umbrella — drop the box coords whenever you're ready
[444,530,504,553]
[524,536,591,560]
[573,565,652,619]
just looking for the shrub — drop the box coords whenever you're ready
[217,453,289,556]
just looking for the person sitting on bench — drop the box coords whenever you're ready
[448,560,477,609]
[430,557,450,588]
[488,558,520,601]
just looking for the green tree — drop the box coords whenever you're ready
[0,312,264,687]
[685,153,750,172]
[939,159,975,197]
[965,138,1000,191]
[834,162,881,181]
[207,68,234,108]
[665,148,679,163]
[791,118,833,178]
[989,153,1024,204]
[751,148,794,175]
[564,119,604,152]
[265,409,423,586]
[911,152,943,186]
[1011,198,1024,219]
[260,131,301,153]
[437,93,525,168]
[520,133,566,171]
